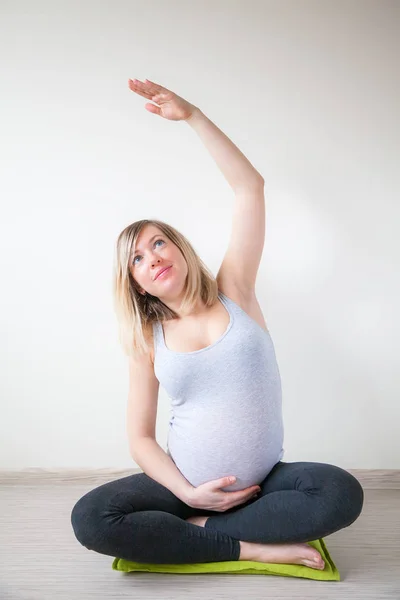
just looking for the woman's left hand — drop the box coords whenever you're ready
[128,78,198,122]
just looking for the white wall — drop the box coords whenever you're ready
[1,0,399,470]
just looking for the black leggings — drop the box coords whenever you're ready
[71,460,364,564]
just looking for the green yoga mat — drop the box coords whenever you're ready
[112,538,340,581]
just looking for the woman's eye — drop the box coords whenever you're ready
[133,239,164,264]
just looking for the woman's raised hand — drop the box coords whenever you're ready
[128,78,198,122]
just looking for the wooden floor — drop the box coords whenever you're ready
[0,472,399,600]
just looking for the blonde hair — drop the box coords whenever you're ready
[112,219,219,357]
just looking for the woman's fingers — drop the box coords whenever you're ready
[131,78,162,94]
[246,486,261,495]
[128,79,167,107]
[135,78,172,98]
[232,488,258,502]
[128,79,155,96]
[243,487,260,501]
[128,79,153,99]
[144,78,167,93]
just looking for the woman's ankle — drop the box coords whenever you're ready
[239,541,255,561]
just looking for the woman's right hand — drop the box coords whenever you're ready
[128,78,198,122]
[186,476,261,512]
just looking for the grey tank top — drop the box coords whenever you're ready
[152,291,285,492]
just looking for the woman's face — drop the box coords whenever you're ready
[129,225,188,300]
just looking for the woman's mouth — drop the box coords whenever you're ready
[155,266,172,280]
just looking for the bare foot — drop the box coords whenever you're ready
[240,541,325,570]
[186,517,325,571]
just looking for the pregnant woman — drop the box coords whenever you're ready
[71,78,364,570]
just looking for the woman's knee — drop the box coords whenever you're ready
[326,464,364,525]
[71,489,104,549]
[342,470,364,522]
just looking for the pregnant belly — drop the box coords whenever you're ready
[167,425,283,492]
